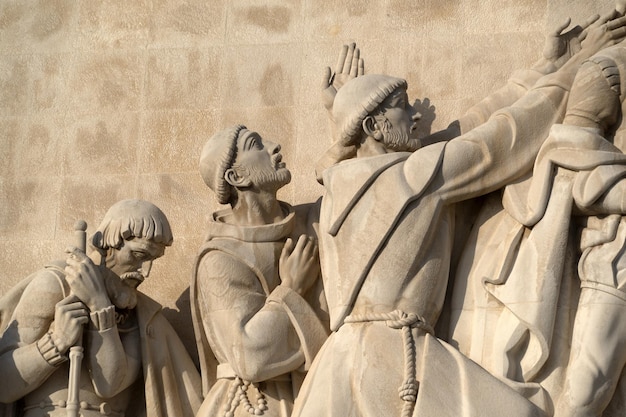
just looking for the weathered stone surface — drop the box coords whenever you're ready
[1,1,625,416]
[146,48,223,110]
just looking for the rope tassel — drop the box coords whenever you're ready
[345,310,433,417]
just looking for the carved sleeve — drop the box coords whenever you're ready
[196,251,326,382]
[0,271,65,403]
[578,178,626,215]
[411,74,571,204]
[83,309,141,399]
[458,69,544,133]
[0,270,140,403]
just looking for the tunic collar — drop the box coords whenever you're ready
[207,201,295,243]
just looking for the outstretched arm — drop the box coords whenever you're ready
[410,12,626,203]
[457,13,604,134]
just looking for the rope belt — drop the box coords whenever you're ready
[344,310,434,417]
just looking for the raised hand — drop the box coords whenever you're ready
[542,14,600,70]
[50,294,89,353]
[279,235,320,296]
[579,9,626,55]
[65,246,111,312]
[322,43,365,112]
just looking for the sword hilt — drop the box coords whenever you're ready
[74,220,87,253]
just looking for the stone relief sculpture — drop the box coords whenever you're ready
[192,126,328,417]
[555,45,626,416]
[4,5,626,417]
[291,9,626,417]
[0,199,202,417]
[449,37,626,417]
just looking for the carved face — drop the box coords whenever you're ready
[106,237,166,288]
[233,130,292,192]
[377,89,421,152]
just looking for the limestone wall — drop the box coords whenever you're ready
[0,0,617,354]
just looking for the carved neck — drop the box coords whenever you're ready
[357,136,389,158]
[229,190,284,226]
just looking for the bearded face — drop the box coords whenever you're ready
[103,237,165,309]
[372,88,421,153]
[104,271,139,309]
[375,115,421,152]
[245,161,292,192]
[230,130,292,194]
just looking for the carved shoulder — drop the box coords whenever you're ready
[197,249,255,280]
[196,249,267,308]
[10,269,66,344]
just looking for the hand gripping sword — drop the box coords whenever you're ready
[67,220,87,417]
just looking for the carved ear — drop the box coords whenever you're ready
[225,168,252,188]
[362,116,383,141]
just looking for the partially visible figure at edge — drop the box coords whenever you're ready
[0,199,202,417]
[552,41,626,416]
[447,9,626,417]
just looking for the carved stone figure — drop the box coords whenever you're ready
[192,126,328,417]
[450,41,626,417]
[554,44,626,417]
[293,12,626,417]
[0,199,202,417]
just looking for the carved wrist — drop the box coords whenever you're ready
[89,305,116,331]
[531,58,557,75]
[36,332,67,367]
[269,285,299,301]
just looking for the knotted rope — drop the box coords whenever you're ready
[344,310,433,417]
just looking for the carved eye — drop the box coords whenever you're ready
[244,133,263,151]
[132,251,148,261]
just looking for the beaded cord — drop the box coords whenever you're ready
[344,309,433,417]
[222,377,268,417]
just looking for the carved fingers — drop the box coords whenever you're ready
[51,294,89,353]
[605,15,626,39]
[553,17,573,37]
[335,43,351,75]
[542,15,603,70]
[336,43,364,79]
[542,17,573,67]
[581,13,626,55]
[279,235,320,296]
[321,43,365,112]
[299,234,319,263]
[578,14,601,37]
[334,43,364,89]
[279,237,296,288]
[65,246,110,312]
[321,66,336,111]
